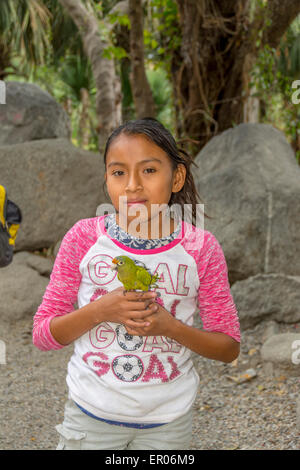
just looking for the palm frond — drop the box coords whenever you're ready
[0,0,51,73]
[277,16,300,79]
[290,34,300,77]
[59,54,93,101]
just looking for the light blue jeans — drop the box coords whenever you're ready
[56,399,193,450]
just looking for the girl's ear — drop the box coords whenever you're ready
[172,164,186,193]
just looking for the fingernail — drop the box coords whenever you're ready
[145,322,150,326]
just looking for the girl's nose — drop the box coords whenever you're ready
[125,172,143,192]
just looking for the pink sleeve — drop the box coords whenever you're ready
[32,220,86,351]
[197,231,241,343]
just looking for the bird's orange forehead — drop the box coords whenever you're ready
[112,258,118,264]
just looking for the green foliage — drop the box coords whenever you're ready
[102,46,128,60]
[277,16,300,79]
[146,68,174,133]
[144,0,181,75]
[119,60,135,122]
[251,16,300,163]
[43,0,84,65]
[2,0,178,151]
[107,12,131,28]
[58,55,94,102]
[99,0,178,131]
[99,0,121,17]
[0,0,51,77]
[5,0,297,161]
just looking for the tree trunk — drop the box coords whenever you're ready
[243,82,260,123]
[128,0,156,118]
[58,0,122,152]
[78,88,90,148]
[173,0,300,155]
[110,10,134,122]
[263,0,300,48]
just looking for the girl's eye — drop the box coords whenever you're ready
[112,169,156,175]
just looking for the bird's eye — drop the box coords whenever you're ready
[119,261,124,265]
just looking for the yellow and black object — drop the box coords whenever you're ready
[0,185,22,267]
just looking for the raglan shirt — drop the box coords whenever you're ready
[33,214,240,424]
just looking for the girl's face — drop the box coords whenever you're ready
[105,133,186,236]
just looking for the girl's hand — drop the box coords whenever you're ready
[94,286,158,329]
[125,302,176,337]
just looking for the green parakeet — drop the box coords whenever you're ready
[110,255,160,295]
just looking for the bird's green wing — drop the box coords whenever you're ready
[136,266,152,288]
[117,257,138,290]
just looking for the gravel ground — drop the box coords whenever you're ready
[0,315,299,450]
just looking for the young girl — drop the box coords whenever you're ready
[32,118,240,450]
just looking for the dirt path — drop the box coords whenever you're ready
[0,316,299,450]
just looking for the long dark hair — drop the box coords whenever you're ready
[102,117,211,226]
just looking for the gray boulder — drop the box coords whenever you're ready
[0,252,51,322]
[231,273,300,329]
[0,138,108,251]
[194,123,300,284]
[13,251,54,277]
[0,81,70,145]
[260,333,300,377]
[297,398,300,432]
[262,320,280,343]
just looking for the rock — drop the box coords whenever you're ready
[13,252,54,277]
[262,320,280,343]
[231,273,300,329]
[297,398,300,432]
[226,368,257,384]
[0,81,70,145]
[194,123,300,284]
[0,254,50,322]
[0,138,108,251]
[53,240,62,259]
[260,333,300,377]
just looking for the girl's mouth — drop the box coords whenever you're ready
[126,200,147,206]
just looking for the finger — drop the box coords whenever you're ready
[126,319,150,329]
[130,304,158,318]
[125,328,139,336]
[125,290,157,301]
[129,299,156,311]
[125,325,145,335]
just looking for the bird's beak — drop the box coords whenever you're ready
[110,258,118,271]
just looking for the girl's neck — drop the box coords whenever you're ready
[115,213,176,240]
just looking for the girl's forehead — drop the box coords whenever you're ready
[106,133,167,159]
